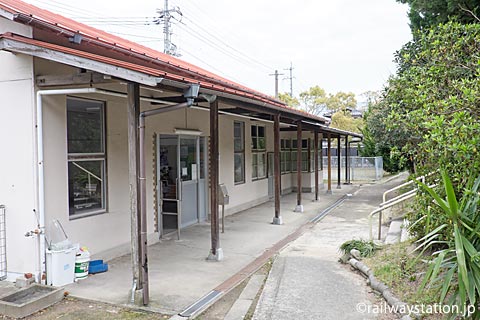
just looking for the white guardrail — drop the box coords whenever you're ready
[368,174,435,241]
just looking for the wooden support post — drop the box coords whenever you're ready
[208,99,222,261]
[320,133,323,170]
[138,111,149,306]
[295,121,303,212]
[337,136,341,189]
[314,131,319,201]
[345,135,350,184]
[327,133,332,194]
[273,114,282,224]
[127,83,142,303]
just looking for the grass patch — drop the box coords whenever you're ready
[363,241,439,307]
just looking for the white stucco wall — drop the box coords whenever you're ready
[0,18,37,277]
[6,52,325,271]
[217,117,273,214]
[40,88,279,260]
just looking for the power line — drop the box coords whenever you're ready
[24,0,272,87]
[174,22,269,74]
[182,16,273,72]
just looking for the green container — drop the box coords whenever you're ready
[75,251,90,280]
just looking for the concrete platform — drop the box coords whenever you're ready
[65,188,357,314]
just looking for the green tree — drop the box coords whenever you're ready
[378,22,480,245]
[326,91,357,113]
[360,97,409,173]
[330,110,363,134]
[298,86,328,116]
[385,22,480,181]
[278,92,299,108]
[397,0,480,31]
[298,86,358,117]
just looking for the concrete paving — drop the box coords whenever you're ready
[224,274,264,320]
[65,186,359,314]
[253,174,408,320]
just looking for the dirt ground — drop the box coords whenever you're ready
[4,297,169,320]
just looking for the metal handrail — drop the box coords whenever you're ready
[381,188,417,208]
[382,175,425,203]
[370,182,436,240]
[369,192,417,240]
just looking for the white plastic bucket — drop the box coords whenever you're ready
[75,249,90,280]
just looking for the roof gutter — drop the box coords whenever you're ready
[0,36,163,87]
[192,85,329,125]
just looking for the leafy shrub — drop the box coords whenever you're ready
[415,170,480,318]
[339,239,380,258]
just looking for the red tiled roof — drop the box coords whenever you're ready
[0,0,331,124]
[0,32,307,112]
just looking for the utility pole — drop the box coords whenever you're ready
[269,70,284,99]
[155,0,182,57]
[284,62,294,97]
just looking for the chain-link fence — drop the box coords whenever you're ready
[323,156,383,182]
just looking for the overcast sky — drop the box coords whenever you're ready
[24,0,412,103]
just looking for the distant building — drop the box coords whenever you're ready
[323,107,363,119]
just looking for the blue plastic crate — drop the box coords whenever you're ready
[88,260,108,274]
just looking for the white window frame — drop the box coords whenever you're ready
[234,121,245,184]
[251,125,266,180]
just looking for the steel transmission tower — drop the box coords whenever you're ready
[155,0,182,57]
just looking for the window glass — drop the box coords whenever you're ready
[234,153,245,183]
[200,137,205,179]
[68,160,105,215]
[286,151,291,172]
[251,125,256,138]
[258,126,265,138]
[180,137,197,181]
[67,98,106,217]
[302,139,308,149]
[291,151,297,172]
[257,153,266,178]
[251,125,266,150]
[234,122,244,152]
[234,122,245,184]
[252,153,258,178]
[251,125,266,179]
[67,100,104,154]
[258,137,266,150]
[302,150,309,172]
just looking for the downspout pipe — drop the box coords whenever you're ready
[137,101,189,305]
[35,87,98,283]
[137,83,199,305]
